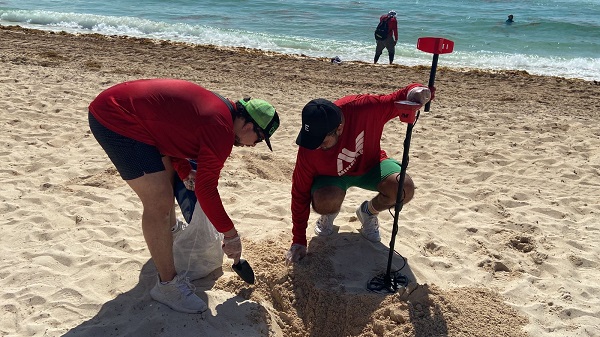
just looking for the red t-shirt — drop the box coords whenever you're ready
[89,78,236,233]
[290,83,423,246]
[379,14,398,41]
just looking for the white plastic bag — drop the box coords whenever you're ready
[173,201,224,280]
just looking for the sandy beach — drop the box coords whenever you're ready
[1,25,599,337]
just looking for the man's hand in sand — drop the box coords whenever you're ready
[285,243,307,265]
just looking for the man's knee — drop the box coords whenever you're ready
[402,174,415,204]
[378,173,415,204]
[128,174,175,214]
[312,186,345,214]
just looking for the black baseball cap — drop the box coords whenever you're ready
[295,98,342,150]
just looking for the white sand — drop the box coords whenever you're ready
[1,26,599,336]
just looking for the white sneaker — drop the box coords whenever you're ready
[150,274,208,313]
[356,201,381,242]
[314,212,339,236]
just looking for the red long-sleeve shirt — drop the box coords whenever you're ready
[89,78,236,233]
[380,14,398,41]
[290,83,423,246]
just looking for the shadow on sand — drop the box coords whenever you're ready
[62,260,273,337]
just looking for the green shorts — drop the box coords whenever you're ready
[311,158,402,193]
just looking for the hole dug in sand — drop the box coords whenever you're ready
[215,237,528,337]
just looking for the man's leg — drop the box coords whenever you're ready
[356,173,414,242]
[355,159,415,242]
[89,114,206,313]
[126,156,177,282]
[386,38,396,64]
[371,172,414,211]
[127,158,207,313]
[374,40,386,64]
[311,178,347,236]
[89,112,177,278]
[312,185,346,215]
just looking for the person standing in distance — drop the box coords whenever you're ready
[88,78,280,313]
[374,10,399,65]
[285,84,433,264]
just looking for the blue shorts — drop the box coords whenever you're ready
[88,112,165,180]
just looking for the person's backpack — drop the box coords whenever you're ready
[374,17,390,41]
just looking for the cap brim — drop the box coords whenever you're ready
[264,135,273,151]
[295,130,323,150]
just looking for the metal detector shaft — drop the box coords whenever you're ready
[424,53,439,112]
[384,120,415,286]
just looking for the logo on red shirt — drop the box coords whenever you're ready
[337,131,364,175]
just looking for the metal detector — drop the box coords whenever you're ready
[367,37,454,294]
[418,37,454,111]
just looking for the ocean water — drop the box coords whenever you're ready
[1,0,598,81]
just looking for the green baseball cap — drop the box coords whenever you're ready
[238,99,280,151]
